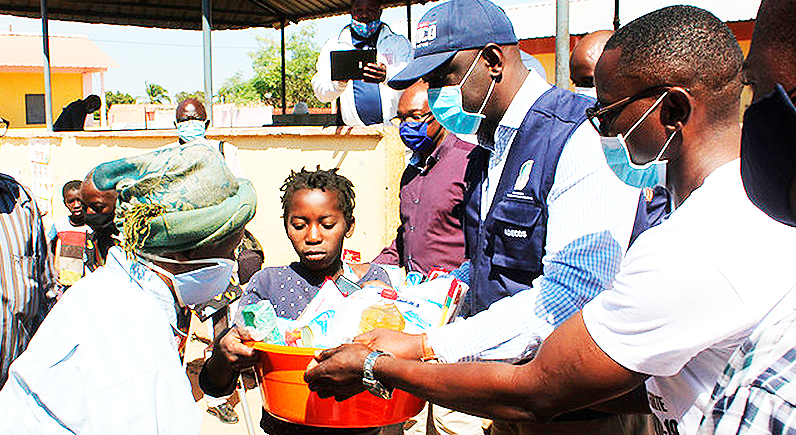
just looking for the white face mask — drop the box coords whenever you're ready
[140,253,236,307]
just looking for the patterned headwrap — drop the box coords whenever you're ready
[91,141,257,254]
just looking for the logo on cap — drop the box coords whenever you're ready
[416,20,437,48]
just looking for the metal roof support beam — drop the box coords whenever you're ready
[554,0,569,88]
[281,18,287,115]
[41,0,53,130]
[202,0,213,126]
[406,0,412,42]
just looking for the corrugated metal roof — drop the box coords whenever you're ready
[393,0,759,40]
[0,34,117,71]
[0,0,431,30]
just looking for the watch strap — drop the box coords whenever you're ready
[362,350,394,399]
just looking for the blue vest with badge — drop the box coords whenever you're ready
[460,86,593,317]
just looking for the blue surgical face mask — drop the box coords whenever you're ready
[142,253,236,307]
[399,120,435,152]
[351,19,382,39]
[427,50,496,135]
[176,119,206,144]
[600,91,674,189]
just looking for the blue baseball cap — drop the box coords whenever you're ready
[388,0,518,90]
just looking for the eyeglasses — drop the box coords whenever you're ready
[391,111,432,127]
[586,84,673,136]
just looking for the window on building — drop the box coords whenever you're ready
[25,94,45,125]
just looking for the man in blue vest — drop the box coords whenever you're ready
[306,0,653,433]
[307,4,790,435]
[389,0,643,324]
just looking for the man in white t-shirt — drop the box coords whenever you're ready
[304,6,796,435]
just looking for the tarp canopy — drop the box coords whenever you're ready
[0,0,429,30]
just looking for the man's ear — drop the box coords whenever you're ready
[345,217,356,238]
[660,87,691,132]
[481,43,504,81]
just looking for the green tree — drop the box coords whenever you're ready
[105,91,135,110]
[143,82,170,104]
[218,24,327,109]
[174,91,205,105]
[218,73,259,104]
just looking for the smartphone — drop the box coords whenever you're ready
[335,275,362,296]
[330,49,377,81]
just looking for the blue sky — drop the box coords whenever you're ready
[0,1,539,99]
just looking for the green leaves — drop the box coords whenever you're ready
[218,24,329,110]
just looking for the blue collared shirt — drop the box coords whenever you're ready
[428,72,641,363]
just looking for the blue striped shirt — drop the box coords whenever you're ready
[427,74,640,363]
[0,174,55,388]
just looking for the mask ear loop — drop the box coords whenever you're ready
[457,48,495,116]
[136,253,187,307]
[458,49,485,87]
[477,78,497,115]
[624,90,669,140]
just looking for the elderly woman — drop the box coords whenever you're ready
[0,142,256,434]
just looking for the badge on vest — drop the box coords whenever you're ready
[503,228,528,238]
[513,159,534,191]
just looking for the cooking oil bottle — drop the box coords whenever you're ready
[358,288,406,334]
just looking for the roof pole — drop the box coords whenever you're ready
[613,0,620,30]
[202,0,213,126]
[281,18,286,115]
[406,0,412,42]
[554,0,570,88]
[40,0,53,130]
[100,72,107,127]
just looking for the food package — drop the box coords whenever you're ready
[240,300,286,345]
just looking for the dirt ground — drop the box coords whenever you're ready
[184,315,265,435]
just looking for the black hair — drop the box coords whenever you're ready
[84,95,102,112]
[62,180,82,198]
[604,5,744,122]
[280,166,355,227]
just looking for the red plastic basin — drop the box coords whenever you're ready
[246,341,425,428]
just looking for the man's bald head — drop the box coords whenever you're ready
[570,30,613,87]
[745,0,796,101]
[398,80,430,116]
[176,98,207,122]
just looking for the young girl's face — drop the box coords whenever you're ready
[286,188,354,273]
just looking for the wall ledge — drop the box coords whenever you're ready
[4,125,385,139]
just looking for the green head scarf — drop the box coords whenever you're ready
[91,141,257,254]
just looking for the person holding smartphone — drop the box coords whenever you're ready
[311,0,412,126]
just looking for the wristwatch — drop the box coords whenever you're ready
[362,350,394,399]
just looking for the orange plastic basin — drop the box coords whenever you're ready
[246,341,426,428]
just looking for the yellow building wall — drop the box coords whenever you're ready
[0,72,83,128]
[0,127,404,268]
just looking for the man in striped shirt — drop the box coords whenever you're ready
[0,173,55,388]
